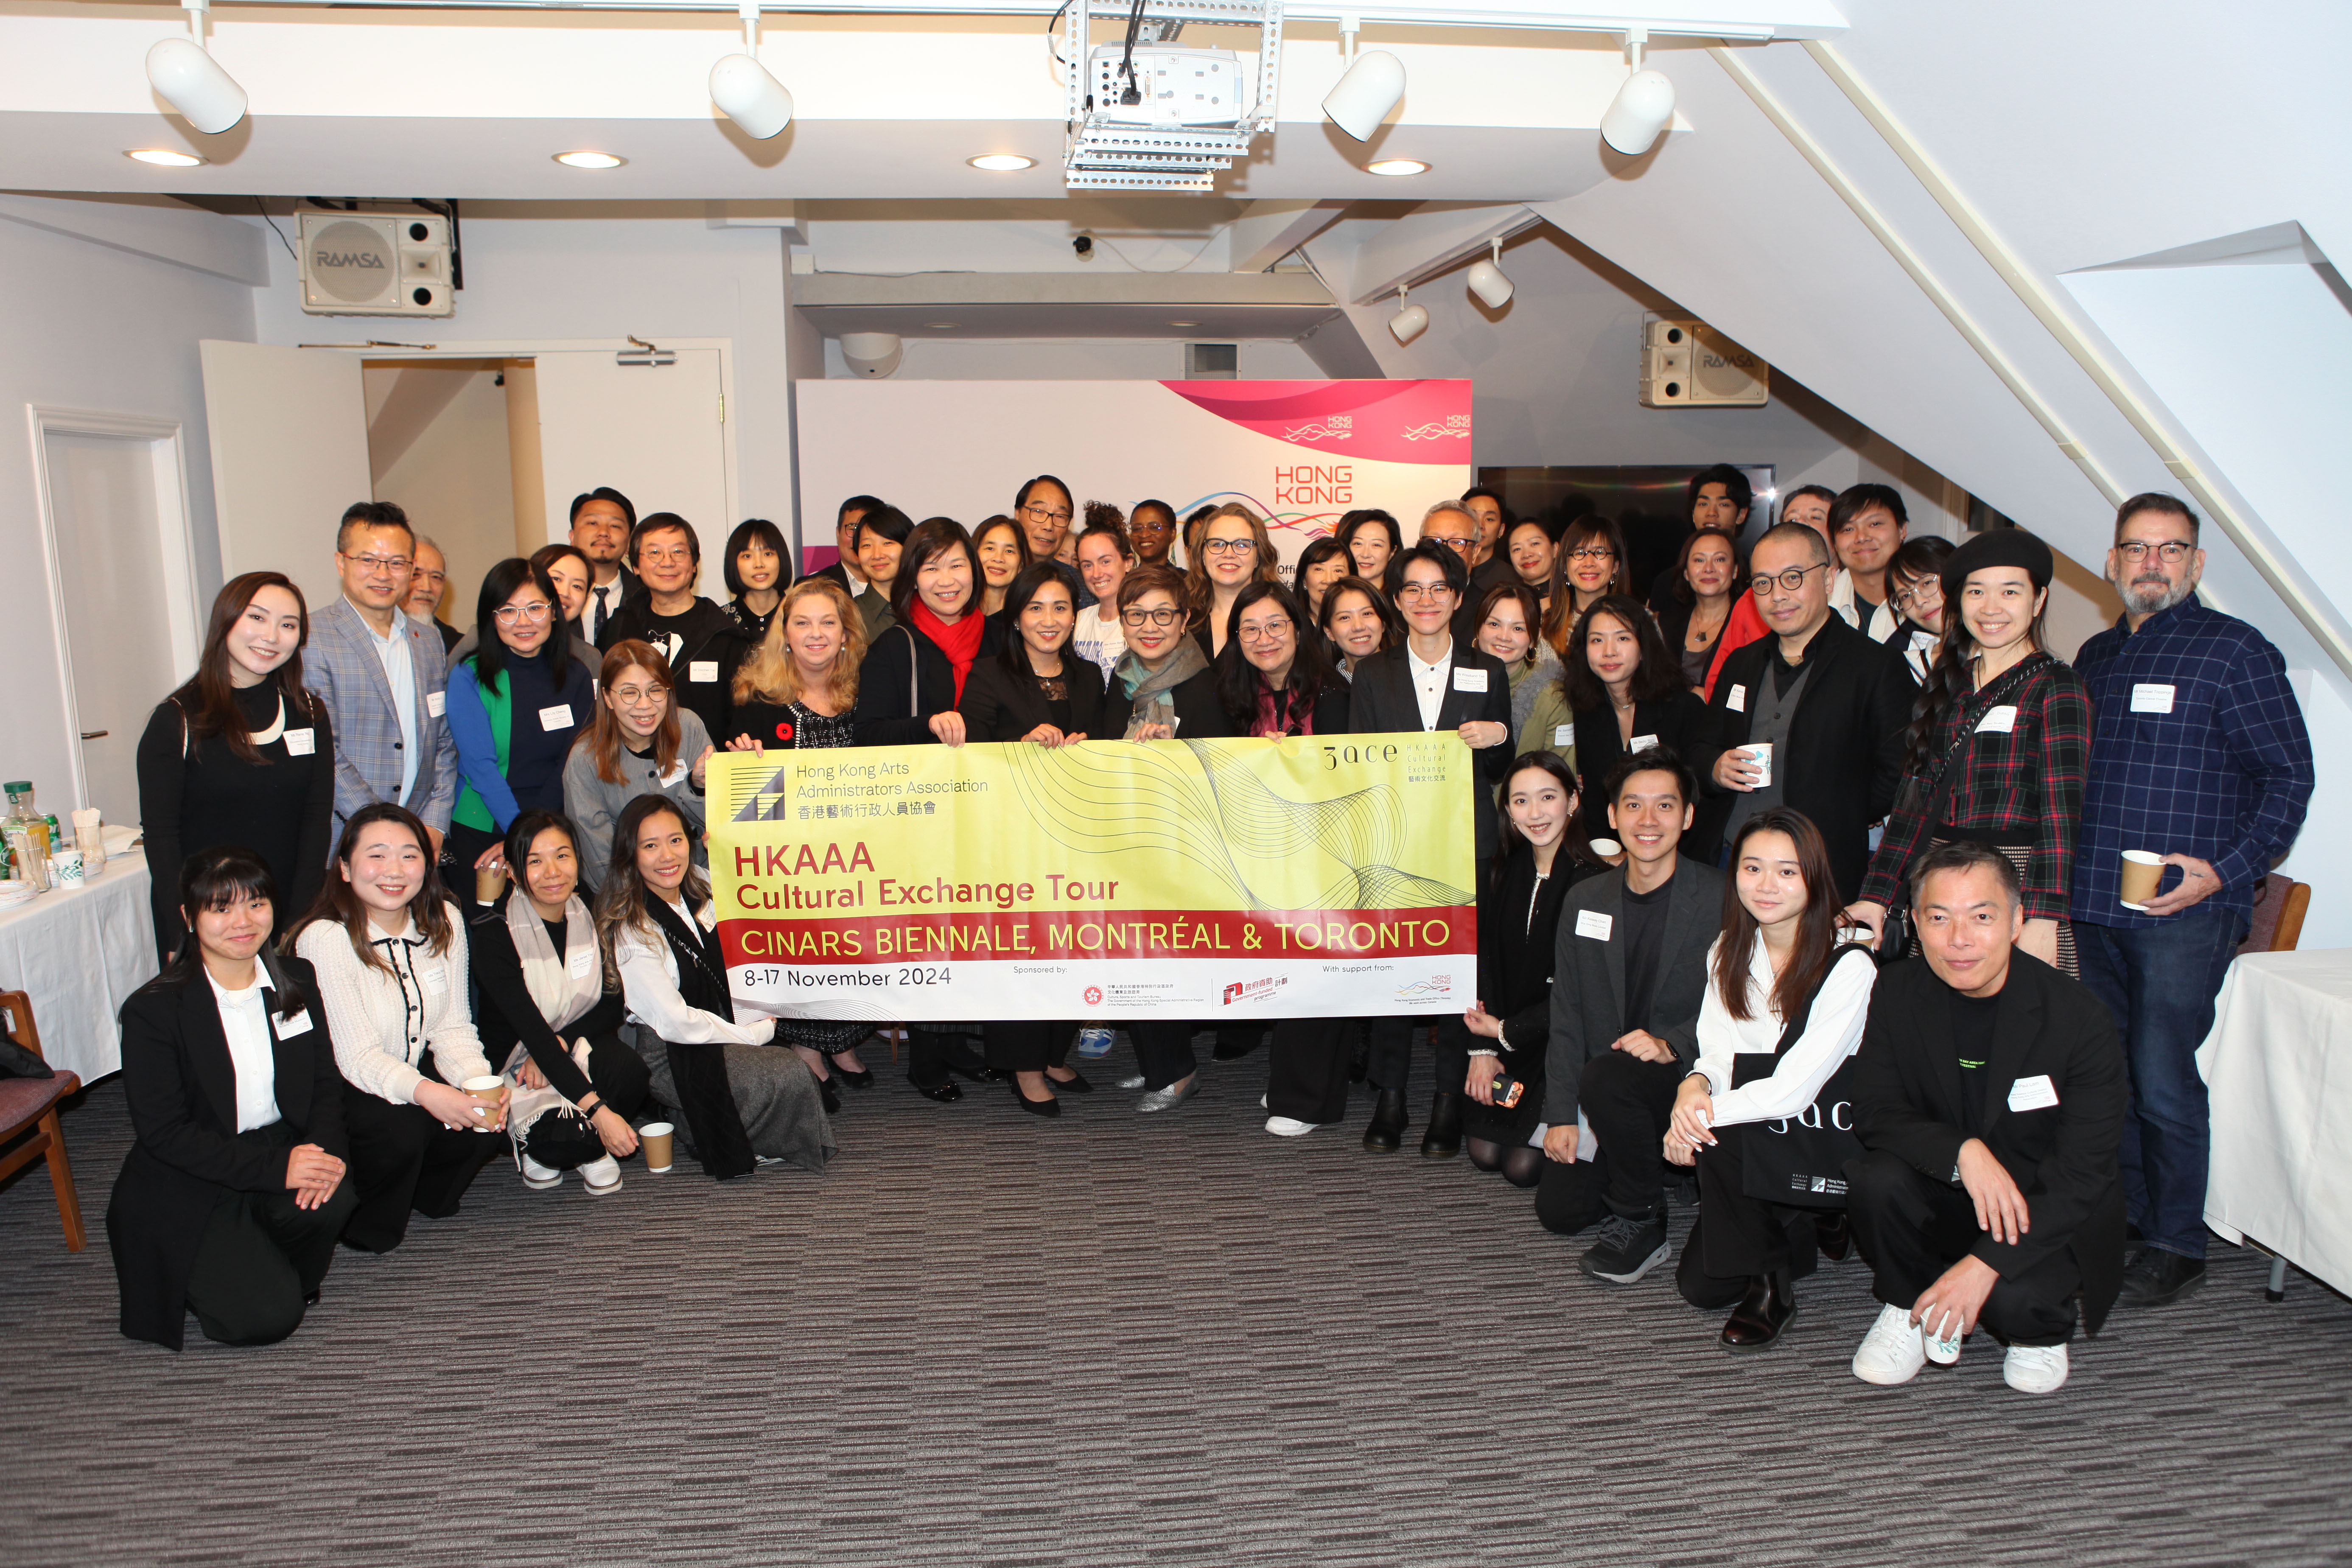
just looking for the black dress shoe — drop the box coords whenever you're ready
[1719,1271,1797,1352]
[1212,1037,1261,1061]
[831,1063,875,1089]
[303,1288,322,1308]
[948,1058,1011,1084]
[915,1079,964,1103]
[1044,1069,1094,1094]
[1420,1090,1463,1159]
[818,1076,843,1115]
[1362,1087,1407,1153]
[2118,1248,2206,1306]
[1014,1084,1062,1118]
[1815,1211,1853,1263]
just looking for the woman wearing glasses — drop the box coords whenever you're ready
[1882,535,1956,682]
[1540,516,1634,659]
[1186,503,1282,659]
[562,641,714,875]
[445,557,598,882]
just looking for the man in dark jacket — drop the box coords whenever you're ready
[1845,841,2127,1395]
[1693,521,1915,901]
[596,513,746,741]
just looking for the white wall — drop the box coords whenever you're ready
[820,336,1322,380]
[0,208,255,817]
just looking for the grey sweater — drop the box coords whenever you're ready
[560,709,714,878]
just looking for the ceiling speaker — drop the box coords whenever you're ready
[297,210,452,318]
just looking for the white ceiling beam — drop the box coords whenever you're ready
[1226,199,1349,273]
[1336,200,1544,305]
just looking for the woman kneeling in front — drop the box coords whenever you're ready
[468,808,650,1194]
[1666,807,1877,1350]
[110,848,356,1349]
[293,804,508,1254]
[597,793,834,1178]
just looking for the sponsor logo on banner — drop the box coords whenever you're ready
[1083,986,1103,1006]
[1394,976,1453,1002]
[1220,975,1288,1006]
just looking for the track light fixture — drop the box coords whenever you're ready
[145,0,247,135]
[710,0,793,140]
[1388,283,1428,344]
[1466,238,1513,310]
[1599,27,1676,157]
[1322,21,1406,143]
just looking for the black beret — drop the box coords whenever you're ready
[1942,528,2053,595]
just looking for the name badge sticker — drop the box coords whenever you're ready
[568,947,595,977]
[1575,910,1614,941]
[426,690,446,718]
[282,728,316,756]
[538,703,574,731]
[1452,667,1489,693]
[658,760,690,787]
[2130,683,2176,714]
[423,967,448,994]
[1727,684,1748,714]
[1975,705,2018,734]
[274,1008,314,1038]
[1630,734,1659,753]
[689,660,720,683]
[2008,1074,2060,1113]
[1552,724,1574,747]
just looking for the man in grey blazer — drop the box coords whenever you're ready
[1538,748,1724,1285]
[303,501,459,855]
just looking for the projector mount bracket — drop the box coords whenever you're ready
[1063,0,1282,191]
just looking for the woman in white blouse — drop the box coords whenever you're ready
[1664,806,1878,1351]
[292,802,508,1253]
[593,794,833,1179]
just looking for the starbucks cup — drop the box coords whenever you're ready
[460,1075,508,1128]
[1740,742,1774,789]
[640,1121,676,1173]
[2119,850,2164,910]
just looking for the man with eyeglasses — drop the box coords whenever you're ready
[2069,493,2312,1310]
[596,512,747,741]
[304,500,459,857]
[1694,521,1915,902]
[403,535,461,653]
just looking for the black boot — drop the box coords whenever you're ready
[1719,1268,1797,1351]
[1362,1088,1408,1153]
[1420,1090,1463,1159]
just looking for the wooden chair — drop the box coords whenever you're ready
[2238,873,2312,956]
[0,990,87,1251]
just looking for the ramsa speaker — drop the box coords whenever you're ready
[1641,318,1768,407]
[298,211,454,318]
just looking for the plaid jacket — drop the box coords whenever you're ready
[2068,597,2312,930]
[303,596,459,834]
[1860,651,2089,922]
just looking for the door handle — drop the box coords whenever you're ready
[79,730,108,740]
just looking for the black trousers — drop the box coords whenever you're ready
[1367,1017,1468,1100]
[985,1020,1076,1074]
[339,1083,505,1253]
[520,1034,655,1170]
[1129,1021,1200,1092]
[1213,1025,1267,1060]
[1578,1050,1688,1217]
[907,1026,988,1088]
[1265,1017,1352,1125]
[1845,1149,2081,1347]
[186,1176,358,1347]
[1676,1125,1825,1309]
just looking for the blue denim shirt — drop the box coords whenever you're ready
[2069,597,2313,930]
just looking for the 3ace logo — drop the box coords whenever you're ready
[1083,986,1103,1006]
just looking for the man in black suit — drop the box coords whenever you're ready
[1845,841,2126,1395]
[1347,540,1515,1156]
[1535,749,1725,1283]
[570,487,644,643]
[1693,521,1915,902]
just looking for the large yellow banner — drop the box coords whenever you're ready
[706,735,1478,1022]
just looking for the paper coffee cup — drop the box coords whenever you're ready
[460,1075,507,1126]
[1742,742,1773,789]
[2119,850,2164,909]
[640,1121,676,1173]
[51,848,83,887]
[1588,837,1624,859]
[475,862,507,904]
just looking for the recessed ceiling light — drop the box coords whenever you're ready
[554,151,627,170]
[1168,320,1199,328]
[1366,158,1429,177]
[968,154,1035,171]
[925,322,959,330]
[125,148,206,168]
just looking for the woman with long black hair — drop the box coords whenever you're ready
[1666,807,1877,1349]
[445,556,597,882]
[597,793,834,1176]
[109,847,354,1349]
[1335,508,1403,588]
[720,517,793,643]
[1206,581,1349,738]
[136,572,336,961]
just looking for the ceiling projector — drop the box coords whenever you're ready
[1090,45,1246,127]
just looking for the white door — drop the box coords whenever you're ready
[39,430,191,827]
[200,341,373,615]
[532,348,734,598]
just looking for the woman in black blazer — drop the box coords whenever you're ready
[955,562,1106,1116]
[1196,582,1352,739]
[135,572,336,963]
[1555,595,1725,863]
[851,517,1007,748]
[107,847,356,1350]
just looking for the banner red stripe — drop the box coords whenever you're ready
[716,906,1476,966]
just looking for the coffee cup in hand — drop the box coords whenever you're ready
[460,1075,507,1127]
[2119,850,2164,910]
[1740,742,1773,790]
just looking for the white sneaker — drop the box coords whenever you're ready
[519,1154,563,1190]
[2003,1342,2070,1394]
[580,1155,624,1196]
[1852,1303,1927,1386]
[1266,1116,1318,1137]
[1922,1305,1965,1366]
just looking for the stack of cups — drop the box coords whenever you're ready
[73,809,105,874]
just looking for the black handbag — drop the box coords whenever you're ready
[0,1028,55,1079]
[1738,946,1875,1209]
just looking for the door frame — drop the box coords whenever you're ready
[25,405,206,812]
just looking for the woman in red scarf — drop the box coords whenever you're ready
[851,517,1002,747]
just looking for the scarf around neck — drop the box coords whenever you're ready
[506,890,601,1035]
[907,602,986,702]
[1115,638,1210,738]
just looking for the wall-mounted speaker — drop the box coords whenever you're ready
[298,211,454,318]
[1641,317,1768,407]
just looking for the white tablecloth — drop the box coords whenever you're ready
[0,848,156,1084]
[2198,949,2352,1295]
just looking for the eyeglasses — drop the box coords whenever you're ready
[343,552,412,577]
[1238,619,1292,643]
[495,600,554,625]
[1568,546,1617,562]
[1021,503,1073,525]
[1890,578,1943,611]
[639,546,694,566]
[1423,536,1476,552]
[1395,581,1455,602]
[1120,607,1183,628]
[2116,540,2192,564]
[1751,563,1830,596]
[608,684,666,705]
[1200,538,1257,556]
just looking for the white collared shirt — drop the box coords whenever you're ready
[353,597,422,807]
[1407,641,1452,732]
[206,970,282,1134]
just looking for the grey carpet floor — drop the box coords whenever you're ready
[4,1036,2350,1568]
